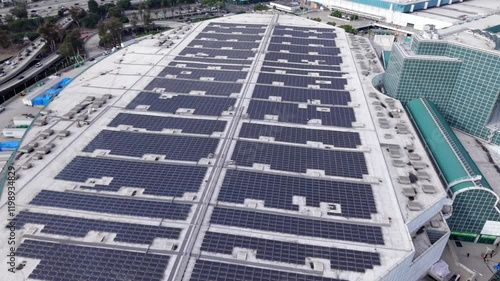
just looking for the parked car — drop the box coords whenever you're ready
[35,62,42,67]
[0,106,5,113]
[18,76,24,80]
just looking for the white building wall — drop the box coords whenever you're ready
[379,232,450,281]
[314,0,453,30]
[406,197,447,233]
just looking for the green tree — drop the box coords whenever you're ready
[58,9,65,17]
[37,21,61,50]
[81,13,99,28]
[350,14,359,20]
[117,0,132,10]
[5,14,14,25]
[138,3,143,20]
[331,10,342,18]
[88,0,99,13]
[10,3,28,19]
[327,21,336,26]
[131,12,138,29]
[339,24,358,34]
[98,17,123,47]
[68,7,86,27]
[0,30,12,49]
[143,5,151,28]
[108,6,123,18]
[60,28,82,57]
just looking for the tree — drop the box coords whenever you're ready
[60,28,82,57]
[331,10,342,18]
[143,5,151,28]
[10,3,28,19]
[117,0,132,10]
[37,21,61,50]
[131,12,138,29]
[138,3,143,20]
[161,0,167,19]
[88,0,99,13]
[81,13,100,28]
[5,14,14,25]
[339,24,358,34]
[0,30,12,49]
[108,6,123,18]
[327,21,336,26]
[68,7,86,27]
[350,14,359,20]
[98,17,123,47]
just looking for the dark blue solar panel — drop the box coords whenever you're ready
[195,33,262,42]
[202,26,264,35]
[275,25,336,33]
[17,239,170,281]
[180,48,256,59]
[257,73,347,89]
[158,67,248,82]
[210,207,384,244]
[190,260,344,281]
[173,56,253,65]
[82,130,219,161]
[260,67,345,78]
[126,92,236,116]
[201,232,381,272]
[246,100,356,127]
[270,36,337,47]
[55,156,206,196]
[108,113,227,135]
[263,61,342,71]
[231,141,367,178]
[239,123,361,148]
[251,85,350,105]
[265,52,342,65]
[189,39,260,50]
[169,61,246,70]
[273,29,335,39]
[30,190,192,219]
[13,211,181,244]
[145,78,242,96]
[219,170,376,219]
[268,44,340,55]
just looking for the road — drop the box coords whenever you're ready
[0,17,73,86]
[0,53,62,96]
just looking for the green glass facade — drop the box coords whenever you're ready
[385,35,500,145]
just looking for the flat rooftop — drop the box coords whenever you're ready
[0,14,445,281]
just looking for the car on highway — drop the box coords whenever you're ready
[35,62,42,67]
[18,76,24,80]
[0,106,5,113]
[30,9,36,13]
[0,73,5,77]
[48,6,52,9]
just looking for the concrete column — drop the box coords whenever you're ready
[424,2,428,9]
[437,0,441,7]
[410,4,414,12]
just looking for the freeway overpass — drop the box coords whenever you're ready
[0,53,62,97]
[0,17,73,86]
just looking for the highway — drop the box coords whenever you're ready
[0,17,73,86]
[0,53,62,96]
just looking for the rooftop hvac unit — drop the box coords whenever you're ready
[407,201,422,211]
[422,185,436,194]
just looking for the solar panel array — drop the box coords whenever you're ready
[11,20,391,281]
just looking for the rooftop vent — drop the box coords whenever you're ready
[398,176,411,185]
[407,201,422,211]
[402,187,416,197]
[422,185,436,194]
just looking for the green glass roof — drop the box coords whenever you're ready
[407,98,491,193]
[485,24,500,34]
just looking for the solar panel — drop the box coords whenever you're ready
[219,170,376,219]
[195,33,262,42]
[82,130,220,161]
[275,25,336,33]
[201,26,264,35]
[30,190,192,219]
[145,78,243,96]
[208,23,267,29]
[189,260,344,281]
[126,92,236,116]
[17,239,170,281]
[239,122,360,148]
[270,36,337,47]
[263,61,342,71]
[268,43,340,55]
[260,67,345,78]
[201,232,381,272]
[210,207,385,244]
[108,113,227,135]
[13,211,182,244]
[273,29,336,39]
[264,52,343,65]
[251,85,351,105]
[172,56,253,66]
[246,100,356,127]
[257,73,347,89]
[169,61,247,70]
[189,39,259,50]
[158,66,248,82]
[56,156,207,196]
[180,48,256,59]
[231,141,368,178]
